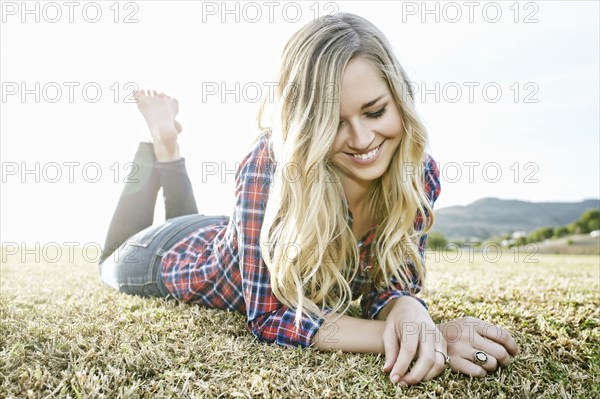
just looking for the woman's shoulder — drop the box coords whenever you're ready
[422,153,440,179]
[241,129,275,166]
[422,152,441,204]
[422,152,438,169]
[236,130,276,185]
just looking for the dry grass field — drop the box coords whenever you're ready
[1,247,598,398]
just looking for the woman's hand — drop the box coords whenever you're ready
[437,316,519,377]
[382,296,448,386]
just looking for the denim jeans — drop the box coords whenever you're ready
[98,142,228,298]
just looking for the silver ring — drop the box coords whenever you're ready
[473,350,488,365]
[434,349,450,366]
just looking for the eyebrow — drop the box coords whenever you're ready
[361,95,387,110]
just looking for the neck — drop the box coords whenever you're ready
[342,177,373,214]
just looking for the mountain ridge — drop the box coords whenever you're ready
[432,198,600,240]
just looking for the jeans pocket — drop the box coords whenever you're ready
[128,223,172,248]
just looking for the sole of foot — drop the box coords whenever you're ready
[133,89,182,161]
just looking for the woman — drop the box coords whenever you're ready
[98,12,518,386]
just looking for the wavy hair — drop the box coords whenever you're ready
[256,12,435,329]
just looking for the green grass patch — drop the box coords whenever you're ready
[1,250,598,398]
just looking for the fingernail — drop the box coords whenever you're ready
[391,374,399,384]
[399,381,408,387]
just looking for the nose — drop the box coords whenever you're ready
[346,121,376,152]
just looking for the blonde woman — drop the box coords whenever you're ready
[98,12,518,386]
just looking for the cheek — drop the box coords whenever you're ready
[330,134,343,154]
[381,108,403,136]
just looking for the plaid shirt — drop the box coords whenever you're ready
[161,130,441,349]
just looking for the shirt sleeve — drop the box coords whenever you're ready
[360,153,441,320]
[234,133,333,349]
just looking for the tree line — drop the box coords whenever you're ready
[426,208,600,250]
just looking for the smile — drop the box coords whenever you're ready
[345,141,384,164]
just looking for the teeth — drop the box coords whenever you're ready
[352,145,379,160]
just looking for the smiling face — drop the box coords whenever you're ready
[329,56,404,196]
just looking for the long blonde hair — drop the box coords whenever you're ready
[256,12,434,329]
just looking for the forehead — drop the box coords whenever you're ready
[339,57,389,111]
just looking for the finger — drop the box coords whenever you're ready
[401,330,437,385]
[423,348,448,381]
[382,326,400,373]
[471,349,498,372]
[476,322,519,356]
[390,333,418,383]
[472,335,512,368]
[401,345,434,385]
[466,333,499,372]
[422,326,449,381]
[449,356,487,378]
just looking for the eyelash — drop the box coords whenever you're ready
[338,106,387,127]
[366,106,387,119]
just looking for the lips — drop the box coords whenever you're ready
[343,141,385,165]
[344,141,383,156]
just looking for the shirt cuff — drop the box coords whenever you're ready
[367,291,428,320]
[251,307,335,349]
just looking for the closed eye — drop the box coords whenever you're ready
[366,106,387,119]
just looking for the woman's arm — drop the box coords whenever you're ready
[310,313,386,353]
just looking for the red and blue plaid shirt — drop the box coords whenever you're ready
[161,130,441,349]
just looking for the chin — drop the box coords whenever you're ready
[339,162,388,183]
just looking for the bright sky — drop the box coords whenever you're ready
[1,0,599,247]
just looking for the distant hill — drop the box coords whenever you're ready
[432,198,600,240]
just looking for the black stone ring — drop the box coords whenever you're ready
[473,350,488,365]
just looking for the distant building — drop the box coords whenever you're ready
[512,231,527,239]
[500,239,516,247]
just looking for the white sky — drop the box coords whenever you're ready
[1,0,599,246]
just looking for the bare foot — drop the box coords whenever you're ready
[133,89,182,161]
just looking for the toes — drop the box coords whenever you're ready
[133,89,146,102]
[135,89,176,104]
